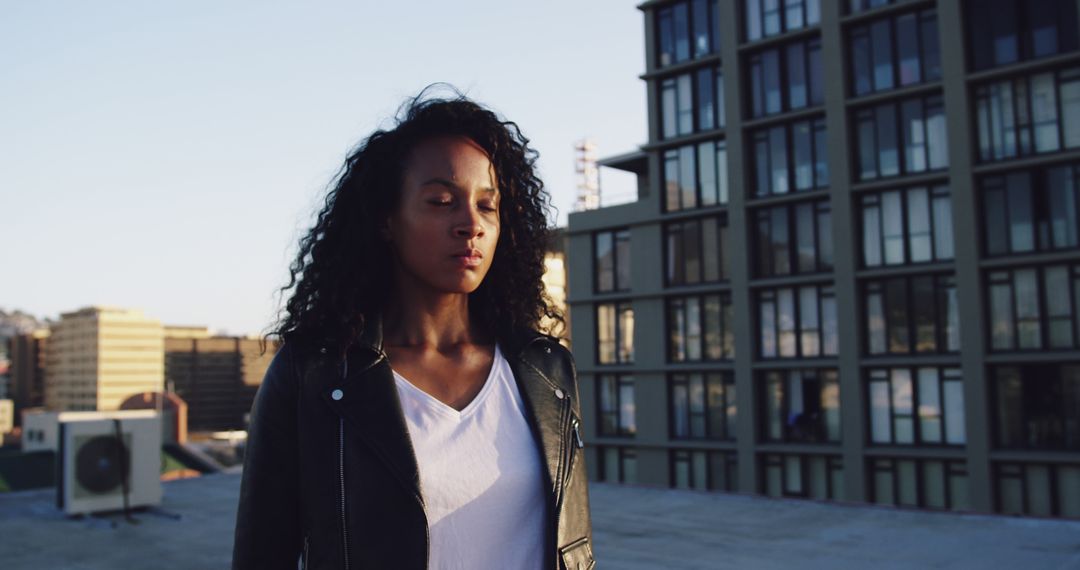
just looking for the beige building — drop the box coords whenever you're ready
[45,307,164,412]
[541,227,570,344]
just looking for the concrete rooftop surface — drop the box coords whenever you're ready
[1,473,1079,569]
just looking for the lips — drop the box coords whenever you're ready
[452,249,483,268]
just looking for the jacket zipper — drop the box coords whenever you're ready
[339,357,351,570]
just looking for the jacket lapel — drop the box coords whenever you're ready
[316,317,424,503]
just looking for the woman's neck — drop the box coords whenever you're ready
[382,291,490,352]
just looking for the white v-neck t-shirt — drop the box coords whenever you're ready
[392,344,546,570]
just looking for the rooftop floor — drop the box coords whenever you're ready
[1,472,1078,569]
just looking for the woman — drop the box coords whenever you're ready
[232,89,595,570]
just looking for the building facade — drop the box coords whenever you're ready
[44,307,164,412]
[164,327,276,432]
[568,0,1080,519]
[9,328,48,425]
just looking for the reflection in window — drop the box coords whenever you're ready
[751,118,828,197]
[658,0,722,68]
[761,369,841,443]
[597,301,634,364]
[597,374,636,437]
[849,0,908,14]
[868,367,965,445]
[994,364,1080,450]
[966,0,1079,71]
[672,449,738,491]
[988,265,1080,351]
[983,165,1080,256]
[745,0,820,42]
[865,274,959,355]
[861,185,953,267]
[754,199,833,277]
[870,458,970,511]
[761,453,843,500]
[662,68,725,139]
[995,462,1080,519]
[975,68,1080,163]
[758,284,838,358]
[850,9,940,96]
[594,228,631,292]
[748,37,823,117]
[665,140,729,211]
[668,294,735,361]
[670,372,736,440]
[666,216,730,286]
[597,445,638,484]
[855,95,947,181]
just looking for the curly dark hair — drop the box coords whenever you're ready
[267,86,563,356]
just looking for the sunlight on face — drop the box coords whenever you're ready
[386,136,500,296]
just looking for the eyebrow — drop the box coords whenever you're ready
[420,178,498,194]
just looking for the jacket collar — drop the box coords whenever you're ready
[314,313,569,505]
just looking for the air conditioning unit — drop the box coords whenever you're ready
[57,414,163,516]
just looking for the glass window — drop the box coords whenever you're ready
[597,446,638,484]
[669,294,735,361]
[975,68,1080,162]
[993,364,1080,450]
[661,67,724,140]
[754,199,832,277]
[983,165,1080,256]
[861,185,953,267]
[849,9,941,97]
[751,118,828,197]
[597,301,634,364]
[761,454,842,500]
[966,0,1079,71]
[666,216,730,285]
[597,374,636,437]
[870,458,969,511]
[671,449,738,491]
[988,264,1080,351]
[670,372,736,440]
[760,369,841,443]
[759,284,837,358]
[745,0,820,41]
[665,140,729,211]
[748,38,822,118]
[995,462,1080,518]
[868,367,965,445]
[594,229,631,293]
[856,95,947,181]
[865,274,960,355]
[658,0,721,68]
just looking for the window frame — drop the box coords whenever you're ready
[860,184,954,268]
[667,293,736,362]
[749,117,829,198]
[848,8,941,97]
[759,368,842,444]
[981,164,1080,257]
[973,67,1080,163]
[670,448,739,491]
[987,263,1080,352]
[657,0,722,69]
[864,273,960,356]
[868,457,970,511]
[597,373,636,437]
[994,461,1080,518]
[596,300,635,365]
[669,371,737,440]
[866,366,966,446]
[746,36,824,118]
[664,140,730,212]
[593,228,632,294]
[757,283,838,359]
[664,215,731,286]
[990,363,1080,450]
[854,94,947,182]
[760,453,844,500]
[753,198,833,277]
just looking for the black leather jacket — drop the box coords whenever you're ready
[232,319,595,570]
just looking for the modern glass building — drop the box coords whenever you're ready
[567,0,1080,518]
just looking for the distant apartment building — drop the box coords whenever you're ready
[164,327,276,432]
[44,307,164,412]
[569,0,1080,519]
[542,228,571,343]
[9,328,48,425]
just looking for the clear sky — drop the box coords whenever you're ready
[1,1,646,336]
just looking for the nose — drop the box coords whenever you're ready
[453,205,485,239]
